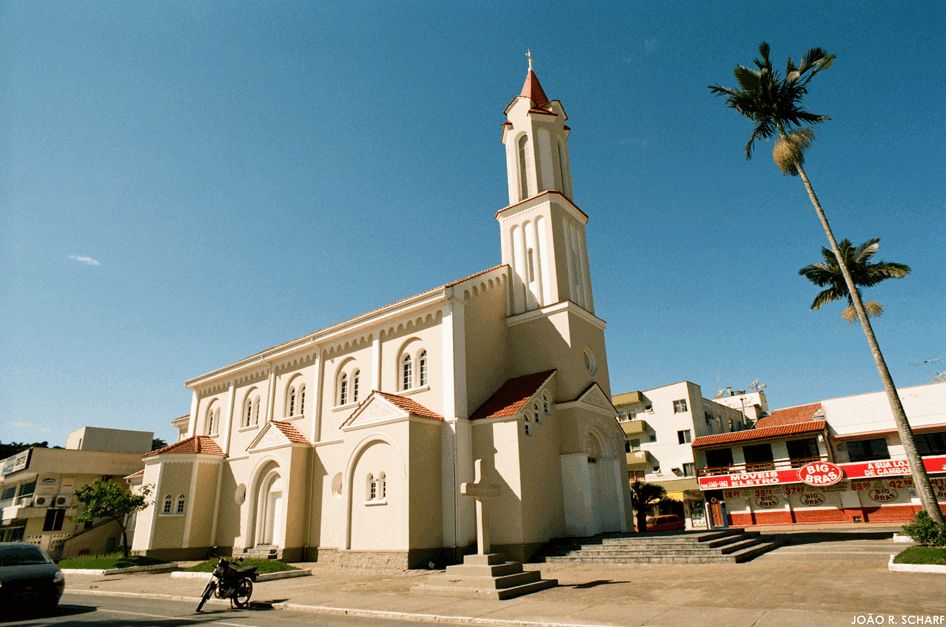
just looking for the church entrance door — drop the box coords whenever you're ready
[255,472,284,547]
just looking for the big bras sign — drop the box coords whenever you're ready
[798,461,843,487]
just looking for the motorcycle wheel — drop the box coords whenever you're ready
[196,580,216,612]
[231,577,253,608]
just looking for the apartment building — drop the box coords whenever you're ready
[613,381,752,528]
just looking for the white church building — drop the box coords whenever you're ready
[132,61,632,568]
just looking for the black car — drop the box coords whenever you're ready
[0,542,64,612]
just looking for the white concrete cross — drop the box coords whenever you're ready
[526,49,534,71]
[460,458,500,554]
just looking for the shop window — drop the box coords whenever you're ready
[917,431,946,456]
[847,437,890,462]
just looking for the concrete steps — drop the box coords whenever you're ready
[236,544,280,560]
[412,553,556,600]
[542,530,780,564]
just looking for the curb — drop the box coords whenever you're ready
[62,563,178,576]
[888,554,946,574]
[66,588,603,626]
[170,569,311,582]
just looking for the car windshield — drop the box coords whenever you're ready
[0,545,51,566]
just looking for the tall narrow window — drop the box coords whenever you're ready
[533,401,541,424]
[252,398,260,425]
[418,351,428,387]
[299,384,306,415]
[379,472,386,499]
[288,387,296,416]
[367,473,377,501]
[163,495,172,515]
[176,495,186,514]
[352,370,360,402]
[244,399,253,427]
[517,135,530,200]
[402,354,413,390]
[340,373,349,405]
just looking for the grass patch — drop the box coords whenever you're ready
[894,546,946,566]
[185,558,298,574]
[59,554,168,569]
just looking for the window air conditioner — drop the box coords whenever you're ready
[33,495,52,507]
[18,496,34,507]
[55,494,73,507]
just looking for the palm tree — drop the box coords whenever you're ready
[629,481,666,532]
[709,43,943,525]
[800,237,911,321]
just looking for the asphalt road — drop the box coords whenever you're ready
[4,592,428,626]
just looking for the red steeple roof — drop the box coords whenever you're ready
[519,69,550,108]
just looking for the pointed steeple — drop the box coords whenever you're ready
[519,50,550,108]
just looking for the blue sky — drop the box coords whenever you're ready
[2,2,944,446]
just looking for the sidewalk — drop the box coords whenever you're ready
[64,533,944,626]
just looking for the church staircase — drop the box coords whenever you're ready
[236,544,280,560]
[540,530,780,564]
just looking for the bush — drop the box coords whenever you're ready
[901,511,946,547]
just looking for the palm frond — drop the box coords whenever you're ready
[812,286,845,310]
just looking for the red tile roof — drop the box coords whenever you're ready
[755,403,823,429]
[270,420,312,445]
[375,391,443,421]
[144,435,224,458]
[520,69,550,108]
[470,371,556,421]
[691,421,827,448]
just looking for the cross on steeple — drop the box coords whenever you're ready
[460,458,500,555]
[525,49,534,71]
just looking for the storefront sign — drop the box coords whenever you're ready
[699,454,946,490]
[798,461,843,486]
[1,450,31,476]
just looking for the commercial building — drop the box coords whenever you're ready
[694,382,946,527]
[0,427,152,557]
[613,381,753,528]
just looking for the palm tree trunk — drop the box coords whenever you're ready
[784,137,944,525]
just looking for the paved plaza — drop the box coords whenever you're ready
[60,531,944,626]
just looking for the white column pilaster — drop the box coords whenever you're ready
[186,390,199,438]
[265,365,277,423]
[311,350,323,443]
[223,382,236,455]
[371,334,382,391]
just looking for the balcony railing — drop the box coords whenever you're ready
[697,455,828,477]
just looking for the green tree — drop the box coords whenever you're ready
[799,237,911,322]
[710,43,943,525]
[151,437,168,451]
[74,479,151,558]
[629,481,666,532]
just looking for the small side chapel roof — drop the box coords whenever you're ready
[374,391,444,421]
[470,370,556,421]
[144,435,225,458]
[269,420,313,445]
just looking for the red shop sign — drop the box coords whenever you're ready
[798,461,844,486]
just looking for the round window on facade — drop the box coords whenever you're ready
[583,348,597,374]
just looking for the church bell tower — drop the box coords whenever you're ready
[498,53,594,316]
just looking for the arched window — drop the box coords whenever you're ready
[176,495,186,514]
[206,405,218,436]
[517,135,530,201]
[367,473,377,501]
[288,387,296,416]
[543,392,552,414]
[252,397,260,425]
[352,370,360,402]
[402,354,413,391]
[340,373,349,405]
[162,495,172,515]
[379,472,387,499]
[533,400,541,424]
[298,384,306,415]
[418,351,428,387]
[244,398,253,427]
[243,392,260,428]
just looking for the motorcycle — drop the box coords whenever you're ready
[196,557,258,612]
